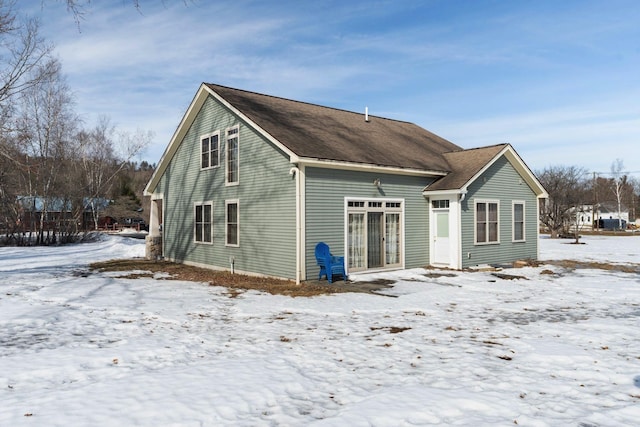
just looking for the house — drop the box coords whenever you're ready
[143,83,548,283]
[15,196,111,231]
[572,203,630,230]
[594,203,629,228]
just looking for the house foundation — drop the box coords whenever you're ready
[145,236,163,260]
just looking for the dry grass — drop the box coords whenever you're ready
[547,259,640,274]
[89,255,640,298]
[89,259,351,297]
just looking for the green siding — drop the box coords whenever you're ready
[304,167,433,280]
[153,95,540,279]
[156,96,297,279]
[460,156,539,268]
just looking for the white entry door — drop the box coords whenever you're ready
[433,210,450,264]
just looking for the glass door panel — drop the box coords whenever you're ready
[348,213,365,270]
[367,212,383,268]
[385,213,400,266]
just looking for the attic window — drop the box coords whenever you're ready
[200,132,220,170]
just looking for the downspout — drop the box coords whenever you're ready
[537,196,544,260]
[289,167,301,284]
[458,189,468,270]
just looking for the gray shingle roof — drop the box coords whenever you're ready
[206,83,462,173]
[424,144,508,191]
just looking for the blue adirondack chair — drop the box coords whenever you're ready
[315,242,347,283]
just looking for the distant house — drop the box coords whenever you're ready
[16,196,111,231]
[144,83,548,283]
[596,203,629,225]
[573,203,630,230]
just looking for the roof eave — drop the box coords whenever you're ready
[145,83,300,196]
[206,84,298,161]
[144,83,211,196]
[421,145,548,198]
[296,157,449,177]
[422,188,465,197]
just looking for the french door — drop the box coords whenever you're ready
[347,200,402,272]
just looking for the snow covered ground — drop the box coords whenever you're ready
[1,235,639,426]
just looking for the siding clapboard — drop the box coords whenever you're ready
[460,156,539,267]
[304,167,432,280]
[156,96,297,279]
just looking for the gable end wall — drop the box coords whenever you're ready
[460,156,539,267]
[155,96,297,279]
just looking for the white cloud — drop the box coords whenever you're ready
[430,102,640,173]
[17,0,640,174]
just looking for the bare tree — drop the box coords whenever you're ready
[610,159,627,230]
[0,135,22,243]
[630,176,639,224]
[15,59,80,244]
[0,2,56,116]
[78,116,117,229]
[537,165,590,240]
[55,0,191,24]
[0,1,155,245]
[77,118,153,230]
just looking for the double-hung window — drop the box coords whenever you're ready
[226,125,239,185]
[512,201,525,242]
[475,200,499,244]
[225,200,239,246]
[194,202,213,243]
[200,132,220,169]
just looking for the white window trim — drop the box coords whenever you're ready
[474,199,500,245]
[225,125,239,186]
[200,131,220,170]
[225,199,239,247]
[193,201,213,244]
[432,199,450,209]
[343,197,405,273]
[512,200,526,243]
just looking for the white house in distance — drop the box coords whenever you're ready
[573,203,630,230]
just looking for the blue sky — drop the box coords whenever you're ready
[21,0,640,176]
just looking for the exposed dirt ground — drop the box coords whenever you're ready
[89,259,353,297]
[89,257,640,298]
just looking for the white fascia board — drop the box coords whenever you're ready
[452,145,548,199]
[502,146,549,198]
[422,189,463,197]
[205,86,298,162]
[144,84,210,196]
[296,157,448,178]
[145,83,300,196]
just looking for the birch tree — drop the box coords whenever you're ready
[610,159,626,230]
[15,60,80,244]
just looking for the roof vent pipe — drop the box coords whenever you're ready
[365,106,369,122]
